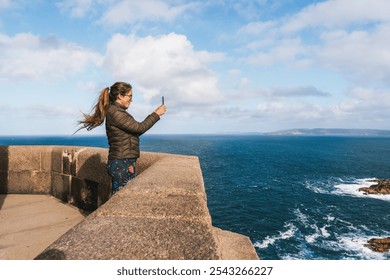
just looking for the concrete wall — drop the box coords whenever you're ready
[0,145,259,260]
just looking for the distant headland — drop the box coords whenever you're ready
[217,128,390,136]
[265,128,390,136]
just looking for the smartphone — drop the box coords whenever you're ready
[162,96,164,105]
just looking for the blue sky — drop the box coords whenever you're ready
[1,0,390,135]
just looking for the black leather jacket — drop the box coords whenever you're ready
[105,102,160,160]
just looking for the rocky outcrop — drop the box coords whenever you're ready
[358,180,390,195]
[358,180,390,253]
[365,237,390,253]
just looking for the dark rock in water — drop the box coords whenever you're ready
[358,180,390,195]
[365,237,390,253]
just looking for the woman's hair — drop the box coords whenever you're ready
[75,82,132,132]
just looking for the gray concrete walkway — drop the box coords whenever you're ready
[0,194,86,260]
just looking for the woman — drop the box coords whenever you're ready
[77,82,166,194]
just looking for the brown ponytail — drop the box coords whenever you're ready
[75,82,132,133]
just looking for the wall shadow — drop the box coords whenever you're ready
[0,146,9,209]
[34,248,66,260]
[70,154,111,212]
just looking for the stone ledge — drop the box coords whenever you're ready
[2,145,259,260]
[214,228,259,260]
[35,216,220,260]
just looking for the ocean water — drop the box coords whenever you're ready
[1,134,390,260]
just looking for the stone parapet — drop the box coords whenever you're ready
[0,145,259,260]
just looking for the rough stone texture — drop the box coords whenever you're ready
[51,173,71,202]
[7,146,42,171]
[214,228,259,260]
[359,179,390,195]
[0,146,8,172]
[43,147,63,173]
[7,171,51,194]
[2,146,112,209]
[2,145,259,260]
[0,172,8,194]
[365,237,390,253]
[135,152,167,174]
[36,216,219,260]
[91,190,210,222]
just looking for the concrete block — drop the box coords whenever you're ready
[7,146,42,171]
[63,150,72,175]
[7,171,51,194]
[32,171,52,193]
[41,147,63,173]
[51,173,71,202]
[137,152,167,174]
[93,189,211,223]
[214,228,259,260]
[74,148,109,182]
[35,216,220,260]
[97,177,111,207]
[131,165,206,196]
[40,147,54,172]
[0,171,8,194]
[0,146,9,172]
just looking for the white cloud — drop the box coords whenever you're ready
[29,104,79,117]
[0,0,12,10]
[245,38,306,66]
[238,20,276,36]
[270,86,331,98]
[316,24,390,84]
[0,33,102,80]
[101,0,200,25]
[283,0,390,33]
[231,0,272,20]
[56,0,94,18]
[237,0,390,86]
[212,80,390,130]
[249,85,390,128]
[103,32,224,107]
[255,101,326,121]
[339,87,390,112]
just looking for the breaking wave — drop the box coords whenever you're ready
[305,178,390,202]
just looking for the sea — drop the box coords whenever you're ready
[1,134,389,260]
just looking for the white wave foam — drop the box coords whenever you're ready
[254,223,297,249]
[294,209,310,227]
[334,235,389,260]
[305,224,331,244]
[293,209,332,243]
[334,178,390,202]
[304,181,331,194]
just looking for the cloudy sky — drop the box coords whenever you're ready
[1,0,390,135]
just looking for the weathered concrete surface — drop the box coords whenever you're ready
[214,228,259,260]
[35,154,224,260]
[35,216,220,260]
[0,194,86,260]
[0,146,113,210]
[2,146,259,260]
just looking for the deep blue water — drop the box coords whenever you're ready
[1,134,390,260]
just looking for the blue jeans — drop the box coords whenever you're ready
[107,158,137,194]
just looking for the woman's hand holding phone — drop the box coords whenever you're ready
[154,96,166,116]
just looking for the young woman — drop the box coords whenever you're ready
[77,82,166,194]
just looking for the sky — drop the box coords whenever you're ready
[1,0,390,135]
